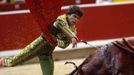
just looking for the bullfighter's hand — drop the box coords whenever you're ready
[71,37,78,48]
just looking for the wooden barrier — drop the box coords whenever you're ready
[0,2,134,51]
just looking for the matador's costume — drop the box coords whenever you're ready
[1,0,78,75]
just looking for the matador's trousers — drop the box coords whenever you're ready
[2,35,55,75]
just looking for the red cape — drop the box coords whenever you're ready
[25,0,64,46]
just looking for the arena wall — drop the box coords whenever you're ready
[0,2,134,51]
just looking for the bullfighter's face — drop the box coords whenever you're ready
[67,14,80,26]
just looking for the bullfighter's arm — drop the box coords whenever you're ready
[53,19,78,48]
[54,19,78,40]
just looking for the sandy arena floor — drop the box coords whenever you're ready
[0,58,85,75]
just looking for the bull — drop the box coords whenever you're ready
[66,37,134,75]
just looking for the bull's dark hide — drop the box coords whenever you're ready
[68,37,134,75]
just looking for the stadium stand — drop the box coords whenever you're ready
[0,0,95,11]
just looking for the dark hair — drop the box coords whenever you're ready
[67,5,83,17]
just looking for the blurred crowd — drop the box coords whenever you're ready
[0,0,133,5]
[96,0,134,4]
[0,0,25,4]
[0,0,134,4]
